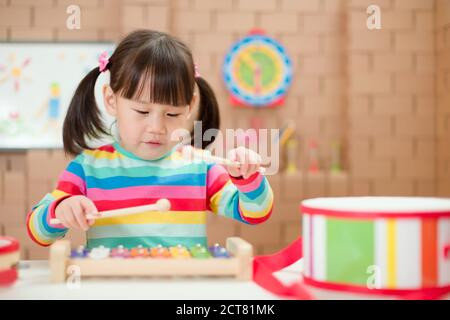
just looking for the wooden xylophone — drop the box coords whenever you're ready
[50,237,253,282]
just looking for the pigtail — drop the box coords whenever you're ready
[63,67,108,156]
[192,77,220,149]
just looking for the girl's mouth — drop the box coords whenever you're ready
[145,141,163,146]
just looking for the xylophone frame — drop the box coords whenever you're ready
[50,237,253,283]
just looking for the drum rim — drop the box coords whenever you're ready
[0,237,20,255]
[301,197,450,219]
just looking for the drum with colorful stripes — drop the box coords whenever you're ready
[300,197,450,295]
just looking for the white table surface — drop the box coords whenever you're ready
[0,260,299,300]
[1,260,448,300]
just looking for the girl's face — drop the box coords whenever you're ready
[103,85,195,160]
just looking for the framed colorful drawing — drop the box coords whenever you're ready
[0,42,115,149]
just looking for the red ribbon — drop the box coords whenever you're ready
[252,236,450,300]
[252,237,313,300]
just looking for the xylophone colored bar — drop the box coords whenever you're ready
[50,237,253,282]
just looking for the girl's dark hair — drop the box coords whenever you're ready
[63,29,220,155]
[192,77,220,149]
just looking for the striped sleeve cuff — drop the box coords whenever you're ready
[229,172,262,193]
[47,195,72,229]
[230,172,273,224]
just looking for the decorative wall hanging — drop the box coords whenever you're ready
[223,30,293,108]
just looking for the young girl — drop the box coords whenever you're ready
[26,30,274,249]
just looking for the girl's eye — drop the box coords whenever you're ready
[134,109,149,115]
[167,113,181,118]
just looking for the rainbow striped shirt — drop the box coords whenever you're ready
[26,142,273,249]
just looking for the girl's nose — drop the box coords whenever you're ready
[145,114,165,134]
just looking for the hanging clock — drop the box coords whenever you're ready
[223,29,293,108]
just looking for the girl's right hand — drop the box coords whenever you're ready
[54,196,99,231]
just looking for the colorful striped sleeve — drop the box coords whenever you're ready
[26,154,86,247]
[206,163,273,224]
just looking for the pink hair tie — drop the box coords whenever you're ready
[194,63,201,78]
[98,51,109,73]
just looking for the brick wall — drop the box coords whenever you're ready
[436,0,450,196]
[0,0,447,258]
[347,0,436,197]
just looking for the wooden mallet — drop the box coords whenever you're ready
[50,198,171,225]
[180,145,268,174]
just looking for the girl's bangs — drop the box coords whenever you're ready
[119,43,194,106]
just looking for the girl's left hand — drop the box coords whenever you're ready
[226,146,262,179]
